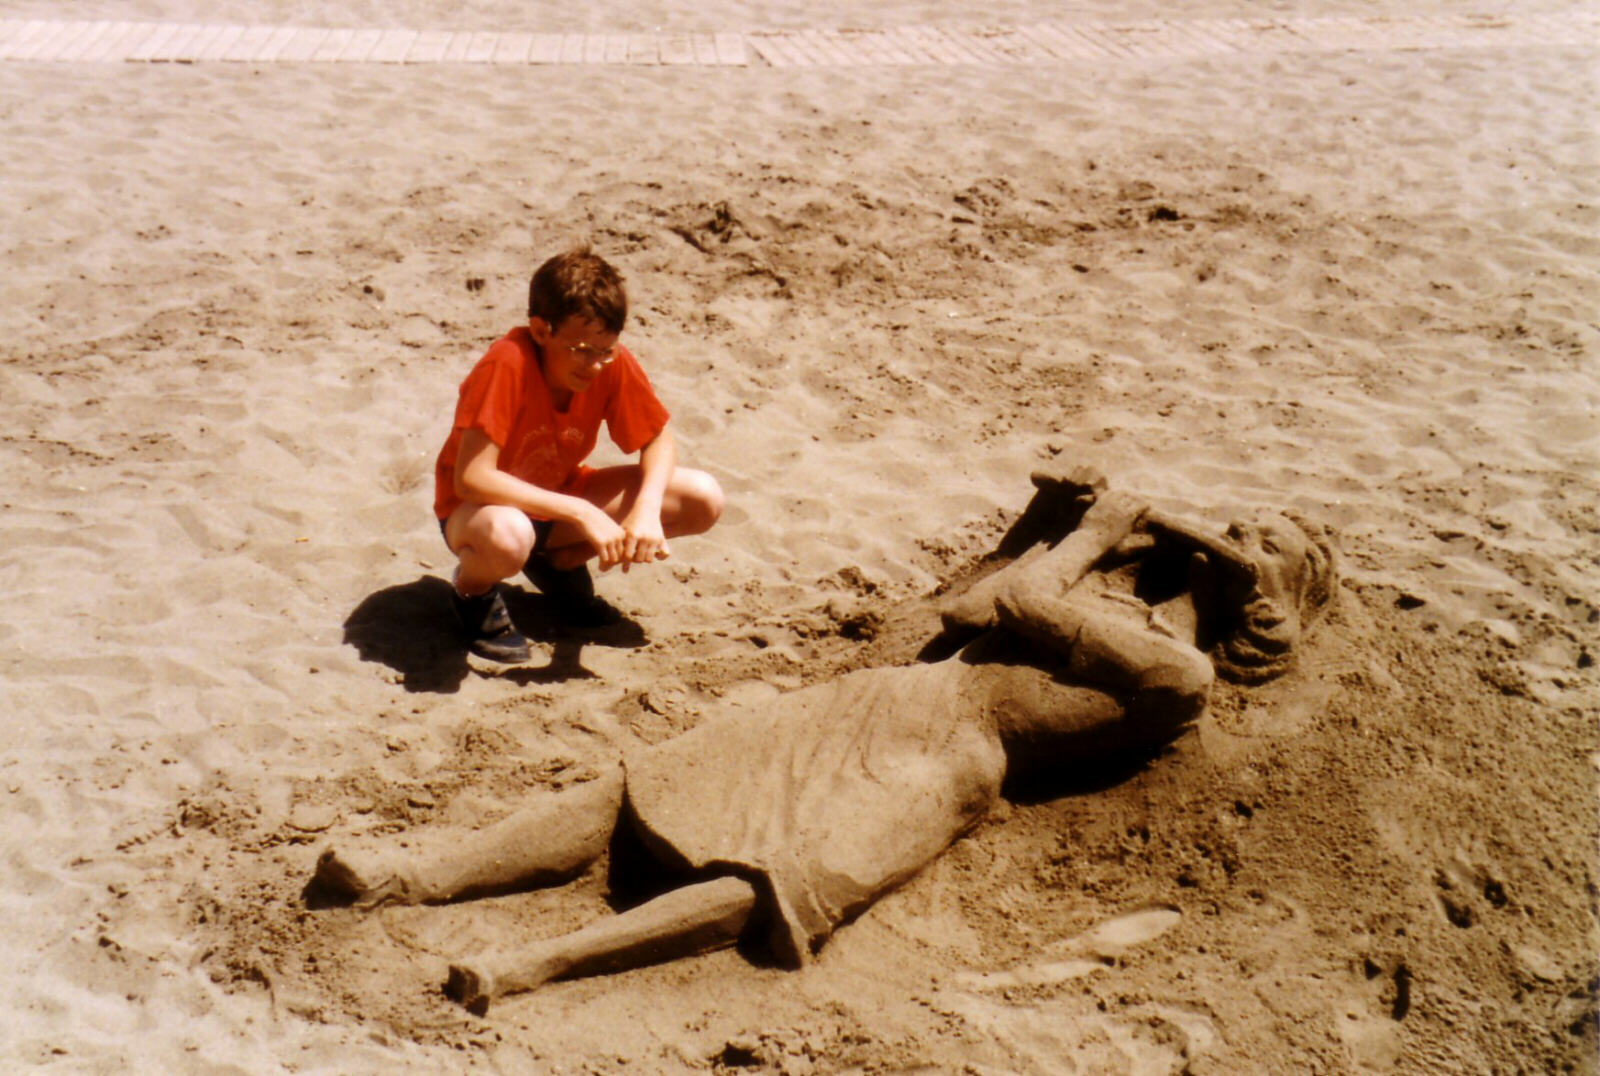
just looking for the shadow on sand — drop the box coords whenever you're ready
[342,575,647,693]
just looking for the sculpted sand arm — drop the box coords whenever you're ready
[940,483,1147,633]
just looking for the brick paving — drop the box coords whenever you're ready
[0,12,1593,66]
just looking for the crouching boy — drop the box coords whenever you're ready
[432,246,724,661]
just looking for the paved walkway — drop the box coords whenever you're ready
[0,12,1593,67]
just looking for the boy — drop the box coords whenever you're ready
[433,246,724,661]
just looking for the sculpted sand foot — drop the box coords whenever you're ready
[310,847,415,909]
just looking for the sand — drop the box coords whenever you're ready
[1,0,1596,1071]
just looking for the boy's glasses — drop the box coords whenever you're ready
[569,343,617,368]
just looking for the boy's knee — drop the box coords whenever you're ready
[675,469,725,535]
[473,508,537,571]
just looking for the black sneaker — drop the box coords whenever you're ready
[451,586,532,662]
[523,553,622,629]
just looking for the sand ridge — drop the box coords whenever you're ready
[0,0,1595,1071]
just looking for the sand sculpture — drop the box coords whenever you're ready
[311,468,1336,1014]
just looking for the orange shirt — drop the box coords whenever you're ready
[433,327,670,520]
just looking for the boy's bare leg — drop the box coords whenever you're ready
[313,769,624,907]
[543,465,724,570]
[445,503,539,594]
[444,874,759,1014]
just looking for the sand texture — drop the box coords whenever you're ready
[1,0,1596,1071]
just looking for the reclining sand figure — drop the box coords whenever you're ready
[311,470,1335,1015]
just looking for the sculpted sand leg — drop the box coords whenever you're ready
[444,875,759,1015]
[312,767,623,907]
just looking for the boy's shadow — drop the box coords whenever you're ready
[342,575,646,694]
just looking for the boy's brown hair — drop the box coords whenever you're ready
[527,246,628,335]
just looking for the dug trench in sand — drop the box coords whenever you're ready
[309,467,1338,1014]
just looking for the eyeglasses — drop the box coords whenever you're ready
[568,342,618,368]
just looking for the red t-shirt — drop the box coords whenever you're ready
[433,327,670,520]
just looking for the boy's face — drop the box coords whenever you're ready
[530,315,620,399]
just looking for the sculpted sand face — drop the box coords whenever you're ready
[1209,513,1337,684]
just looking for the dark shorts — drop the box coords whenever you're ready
[439,515,554,555]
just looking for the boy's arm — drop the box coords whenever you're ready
[454,429,628,566]
[619,424,677,569]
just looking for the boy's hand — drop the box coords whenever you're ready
[578,506,629,571]
[619,509,671,573]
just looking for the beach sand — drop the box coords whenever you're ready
[1,1,1596,1071]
